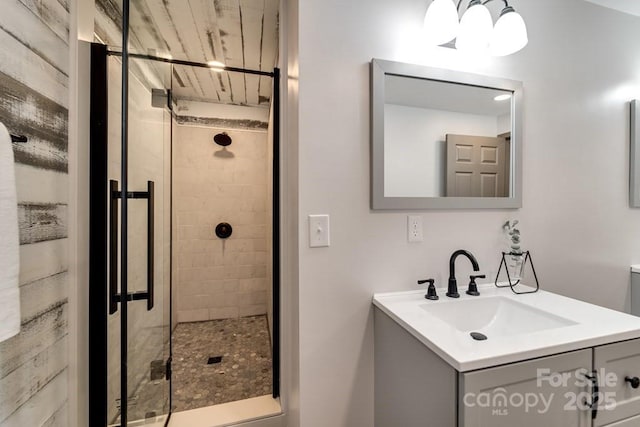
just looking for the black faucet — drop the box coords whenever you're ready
[447,250,480,298]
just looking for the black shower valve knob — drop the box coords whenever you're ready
[215,222,233,239]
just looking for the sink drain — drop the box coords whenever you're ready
[470,332,487,341]
[207,356,223,364]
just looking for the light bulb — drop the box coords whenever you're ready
[455,0,493,53]
[423,0,459,46]
[490,6,528,56]
[207,60,226,72]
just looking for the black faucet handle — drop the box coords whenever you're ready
[418,278,439,301]
[425,284,439,300]
[466,274,485,296]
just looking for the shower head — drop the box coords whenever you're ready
[214,132,232,147]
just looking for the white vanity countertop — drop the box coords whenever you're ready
[373,284,640,372]
[631,265,640,273]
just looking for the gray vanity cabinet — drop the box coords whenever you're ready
[459,349,592,427]
[603,414,640,426]
[373,309,457,426]
[374,309,640,427]
[594,339,640,426]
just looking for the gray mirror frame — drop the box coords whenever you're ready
[371,58,523,210]
[631,100,640,207]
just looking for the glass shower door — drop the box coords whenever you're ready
[106,52,172,426]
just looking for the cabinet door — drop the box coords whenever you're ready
[602,413,640,426]
[460,349,593,427]
[594,338,640,426]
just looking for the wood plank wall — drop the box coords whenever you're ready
[0,0,69,426]
[95,0,278,106]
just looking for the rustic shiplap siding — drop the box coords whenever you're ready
[95,0,279,106]
[175,115,268,130]
[0,72,68,173]
[18,204,68,245]
[0,0,69,425]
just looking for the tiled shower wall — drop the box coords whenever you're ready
[173,124,271,323]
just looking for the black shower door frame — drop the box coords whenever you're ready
[88,40,282,426]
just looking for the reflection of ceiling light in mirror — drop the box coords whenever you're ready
[494,94,511,101]
[207,60,225,72]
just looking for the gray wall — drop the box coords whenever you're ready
[293,0,640,426]
[0,0,70,426]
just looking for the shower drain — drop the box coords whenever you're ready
[207,356,223,365]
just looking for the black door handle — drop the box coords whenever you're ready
[109,180,155,313]
[109,180,119,314]
[146,181,154,311]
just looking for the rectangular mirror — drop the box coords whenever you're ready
[371,59,523,209]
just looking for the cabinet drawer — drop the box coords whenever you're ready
[594,338,640,426]
[460,349,592,427]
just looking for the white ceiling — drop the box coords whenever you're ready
[385,75,512,117]
[582,0,640,17]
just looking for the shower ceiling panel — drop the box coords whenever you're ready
[95,0,279,106]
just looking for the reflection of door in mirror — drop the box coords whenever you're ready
[445,134,510,197]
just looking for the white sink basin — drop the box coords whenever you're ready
[373,283,640,371]
[420,296,577,337]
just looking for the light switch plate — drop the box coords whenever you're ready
[408,215,423,243]
[309,215,330,248]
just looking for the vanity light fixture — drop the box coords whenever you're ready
[423,0,528,56]
[494,94,511,101]
[207,60,226,72]
[423,0,460,45]
[455,0,493,53]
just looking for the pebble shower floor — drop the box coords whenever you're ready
[172,315,273,412]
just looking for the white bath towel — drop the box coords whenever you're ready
[0,123,20,342]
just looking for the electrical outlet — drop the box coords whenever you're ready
[408,215,423,243]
